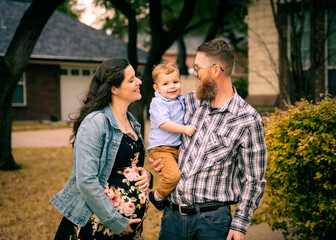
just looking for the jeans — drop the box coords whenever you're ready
[158,205,232,240]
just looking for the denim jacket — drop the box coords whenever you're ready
[50,104,146,234]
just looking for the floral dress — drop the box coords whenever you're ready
[57,133,148,240]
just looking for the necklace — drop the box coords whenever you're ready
[114,111,129,132]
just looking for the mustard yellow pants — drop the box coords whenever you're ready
[148,146,181,198]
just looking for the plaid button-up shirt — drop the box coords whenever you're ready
[168,90,267,234]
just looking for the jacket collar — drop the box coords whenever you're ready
[103,104,141,133]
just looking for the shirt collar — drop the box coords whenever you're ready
[154,92,184,102]
[200,85,240,116]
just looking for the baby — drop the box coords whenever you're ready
[148,61,196,210]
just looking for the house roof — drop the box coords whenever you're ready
[0,0,147,63]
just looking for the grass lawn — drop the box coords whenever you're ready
[0,147,162,240]
[1,147,268,240]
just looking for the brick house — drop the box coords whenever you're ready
[0,0,147,121]
[247,0,336,106]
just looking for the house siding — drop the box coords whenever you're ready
[13,64,61,121]
[248,0,335,106]
[247,0,279,106]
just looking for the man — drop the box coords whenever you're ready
[149,39,267,240]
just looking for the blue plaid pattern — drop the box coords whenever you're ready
[168,90,267,234]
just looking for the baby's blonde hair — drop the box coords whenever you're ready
[152,61,180,84]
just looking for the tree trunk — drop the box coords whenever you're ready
[128,16,138,71]
[0,0,65,170]
[0,95,19,170]
[308,0,316,101]
[270,0,313,106]
[114,0,197,133]
[204,0,229,42]
[132,0,197,127]
[128,45,164,137]
[177,37,189,75]
[108,0,138,71]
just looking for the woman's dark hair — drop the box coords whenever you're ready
[70,57,130,145]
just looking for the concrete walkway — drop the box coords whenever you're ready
[11,128,284,240]
[12,128,72,148]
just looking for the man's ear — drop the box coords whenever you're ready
[211,66,221,79]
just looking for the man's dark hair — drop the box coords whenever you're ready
[197,39,235,76]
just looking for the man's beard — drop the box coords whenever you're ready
[196,77,217,100]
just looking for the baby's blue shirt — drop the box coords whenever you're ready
[148,92,185,149]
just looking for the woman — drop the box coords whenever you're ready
[51,58,152,240]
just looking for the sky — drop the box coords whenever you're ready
[76,0,105,29]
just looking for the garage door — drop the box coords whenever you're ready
[60,67,95,121]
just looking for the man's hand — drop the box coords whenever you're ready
[226,229,245,240]
[184,125,197,136]
[148,157,164,176]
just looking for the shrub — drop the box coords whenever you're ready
[50,115,59,122]
[264,97,336,240]
[232,76,248,99]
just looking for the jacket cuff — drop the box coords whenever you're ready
[105,215,129,234]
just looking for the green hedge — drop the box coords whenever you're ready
[232,76,248,99]
[264,98,336,240]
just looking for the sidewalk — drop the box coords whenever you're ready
[11,128,284,240]
[12,128,72,148]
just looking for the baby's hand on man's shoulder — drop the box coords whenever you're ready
[184,125,197,137]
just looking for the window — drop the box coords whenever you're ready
[12,74,26,106]
[71,69,79,76]
[82,69,90,76]
[287,10,336,96]
[60,69,68,75]
[288,11,310,70]
[327,9,336,96]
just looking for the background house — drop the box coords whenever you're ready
[0,0,147,121]
[162,35,248,77]
[247,0,336,106]
[161,35,248,97]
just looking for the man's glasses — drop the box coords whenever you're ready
[193,64,224,74]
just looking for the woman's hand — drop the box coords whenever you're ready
[148,157,164,176]
[118,218,141,236]
[134,167,151,191]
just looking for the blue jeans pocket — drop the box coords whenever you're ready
[200,206,232,225]
[161,206,173,221]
